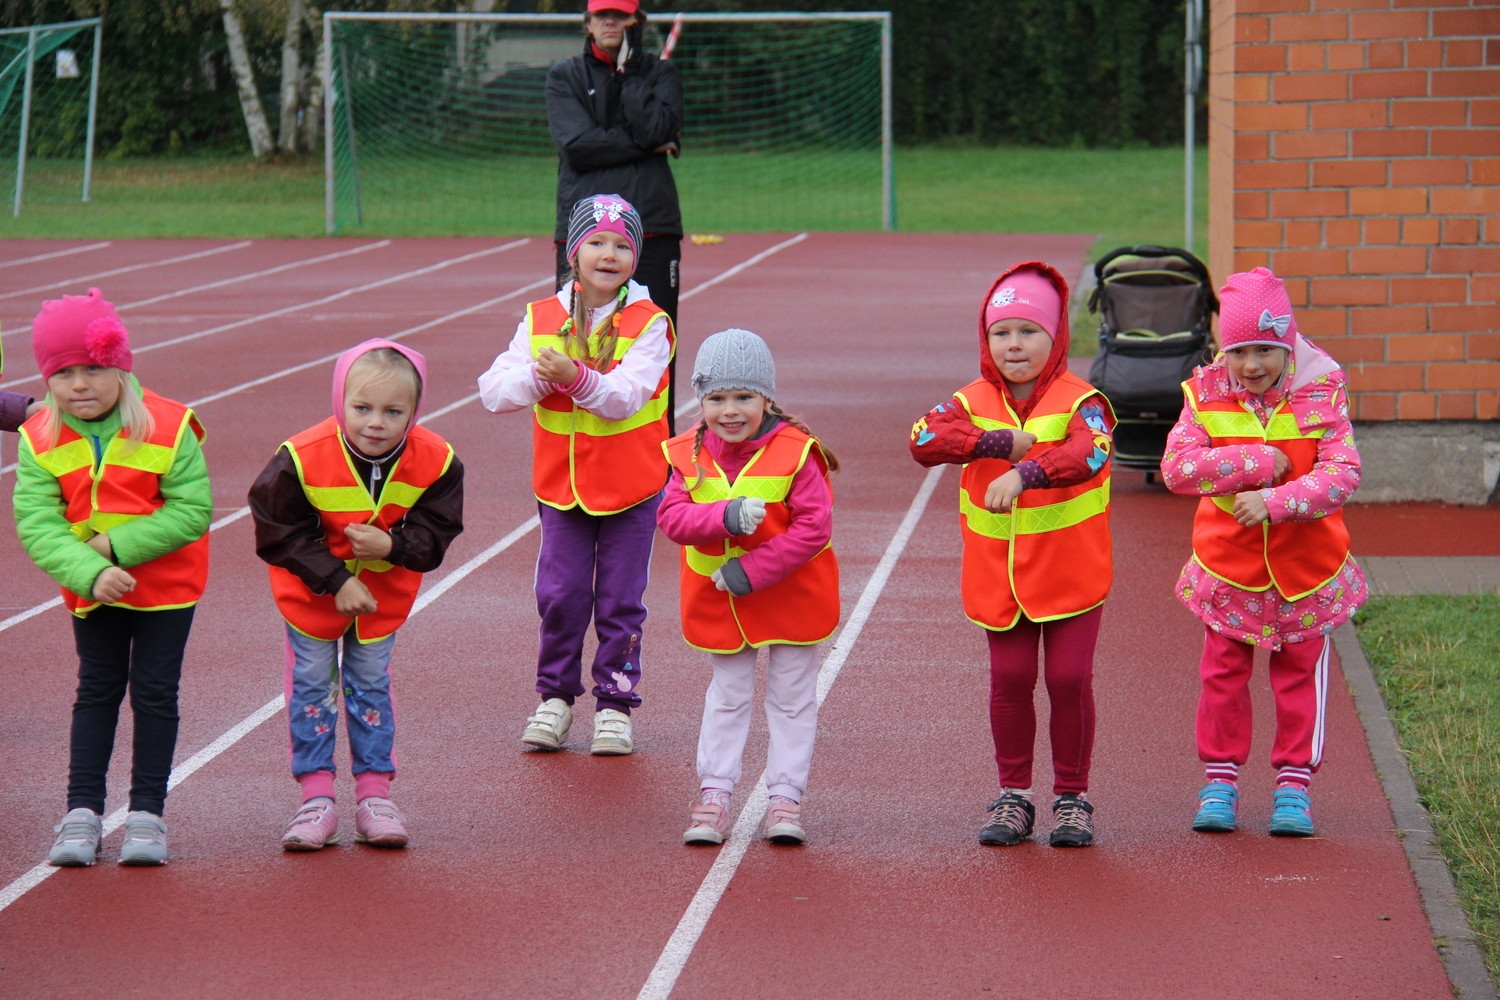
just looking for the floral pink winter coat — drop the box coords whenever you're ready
[1160,347,1367,650]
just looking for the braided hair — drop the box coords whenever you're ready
[558,265,628,373]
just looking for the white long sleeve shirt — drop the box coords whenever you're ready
[477,279,671,421]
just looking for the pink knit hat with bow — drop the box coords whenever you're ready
[983,267,1062,338]
[32,287,132,381]
[1217,267,1298,351]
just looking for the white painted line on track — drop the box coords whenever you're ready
[0,241,253,303]
[0,241,392,343]
[679,234,807,303]
[0,240,530,390]
[0,238,811,912]
[635,464,947,1000]
[0,242,111,270]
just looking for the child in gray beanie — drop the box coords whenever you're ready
[657,328,840,847]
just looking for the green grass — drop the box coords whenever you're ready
[0,143,1207,252]
[1353,594,1500,981]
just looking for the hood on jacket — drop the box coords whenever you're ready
[978,260,1072,419]
[331,338,428,439]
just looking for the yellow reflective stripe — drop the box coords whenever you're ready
[105,439,176,475]
[344,558,394,574]
[729,473,793,502]
[378,479,427,510]
[1013,479,1110,534]
[32,436,93,478]
[1024,413,1071,442]
[970,414,1010,431]
[684,545,733,576]
[303,484,374,512]
[534,391,667,437]
[689,477,733,502]
[89,511,142,533]
[959,490,1013,540]
[1195,404,1325,442]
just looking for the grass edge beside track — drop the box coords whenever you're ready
[1352,594,1500,988]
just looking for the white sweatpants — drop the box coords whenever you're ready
[696,643,822,801]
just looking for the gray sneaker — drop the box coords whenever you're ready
[118,811,168,866]
[48,808,102,867]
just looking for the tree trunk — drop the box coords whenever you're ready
[219,0,274,158]
[278,0,306,153]
[299,3,324,153]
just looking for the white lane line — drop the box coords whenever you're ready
[0,240,530,390]
[0,241,253,303]
[0,239,810,910]
[679,234,807,304]
[0,242,111,270]
[1,241,392,344]
[635,464,946,1000]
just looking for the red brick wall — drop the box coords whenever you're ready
[1208,0,1500,421]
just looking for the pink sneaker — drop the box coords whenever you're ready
[683,791,732,846]
[354,796,409,848]
[762,796,806,845]
[281,797,340,852]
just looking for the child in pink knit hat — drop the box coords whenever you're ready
[1160,266,1366,838]
[909,261,1116,849]
[13,288,212,867]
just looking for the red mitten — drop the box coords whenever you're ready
[910,399,983,466]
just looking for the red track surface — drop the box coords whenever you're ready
[0,237,1458,998]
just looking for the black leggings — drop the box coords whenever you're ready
[68,605,195,815]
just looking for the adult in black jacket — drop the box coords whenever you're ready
[547,0,683,325]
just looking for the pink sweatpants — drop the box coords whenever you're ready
[985,607,1102,796]
[1196,627,1330,773]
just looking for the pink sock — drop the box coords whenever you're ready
[355,771,393,802]
[299,770,336,803]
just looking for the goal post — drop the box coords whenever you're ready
[0,18,102,217]
[322,11,892,236]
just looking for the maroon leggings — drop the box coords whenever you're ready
[985,606,1102,796]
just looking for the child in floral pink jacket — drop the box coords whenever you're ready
[1160,266,1366,839]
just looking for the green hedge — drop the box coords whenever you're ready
[0,0,1194,156]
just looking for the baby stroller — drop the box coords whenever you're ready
[1085,245,1218,481]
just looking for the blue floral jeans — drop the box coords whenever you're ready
[283,625,397,779]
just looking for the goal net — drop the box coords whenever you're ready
[0,18,101,217]
[323,12,891,236]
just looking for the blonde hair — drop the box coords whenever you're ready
[685,398,839,491]
[345,348,422,408]
[40,368,153,451]
[560,259,629,373]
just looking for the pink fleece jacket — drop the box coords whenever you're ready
[656,420,833,594]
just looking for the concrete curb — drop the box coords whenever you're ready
[1334,622,1497,1000]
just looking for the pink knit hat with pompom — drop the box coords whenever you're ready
[32,287,132,380]
[1217,267,1298,351]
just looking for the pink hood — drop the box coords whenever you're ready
[978,260,1072,420]
[332,338,429,438]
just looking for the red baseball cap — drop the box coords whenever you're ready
[587,0,639,13]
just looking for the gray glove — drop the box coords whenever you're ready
[724,496,767,536]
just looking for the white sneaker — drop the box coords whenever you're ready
[522,697,573,749]
[590,708,634,755]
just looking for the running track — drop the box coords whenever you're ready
[0,236,1480,998]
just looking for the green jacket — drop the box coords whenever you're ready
[12,377,212,605]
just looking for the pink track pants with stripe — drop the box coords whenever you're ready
[1196,627,1331,772]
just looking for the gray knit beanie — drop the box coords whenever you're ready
[691,328,776,400]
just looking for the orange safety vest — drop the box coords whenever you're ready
[267,418,454,643]
[663,425,840,654]
[954,372,1113,629]
[21,389,209,616]
[529,296,674,515]
[1184,388,1350,600]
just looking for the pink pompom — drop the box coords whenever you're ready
[84,316,133,370]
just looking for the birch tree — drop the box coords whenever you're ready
[278,0,306,153]
[219,0,274,158]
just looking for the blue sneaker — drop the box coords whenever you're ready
[1269,786,1315,837]
[1191,781,1239,832]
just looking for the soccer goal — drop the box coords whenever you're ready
[0,18,102,217]
[322,11,891,236]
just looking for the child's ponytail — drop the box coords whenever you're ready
[767,401,839,475]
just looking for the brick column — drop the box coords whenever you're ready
[1209,0,1500,502]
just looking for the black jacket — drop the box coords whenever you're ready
[546,43,683,239]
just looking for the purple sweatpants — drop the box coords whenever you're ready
[534,494,660,713]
